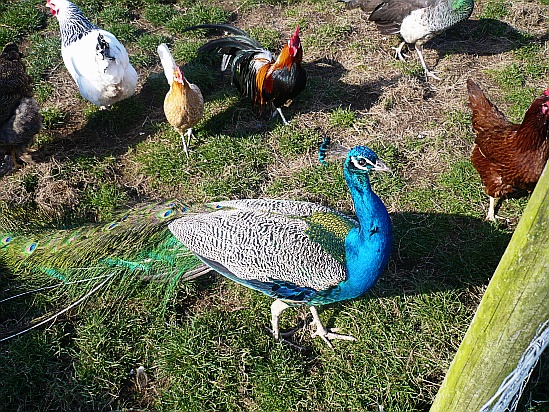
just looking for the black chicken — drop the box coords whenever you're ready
[0,43,42,175]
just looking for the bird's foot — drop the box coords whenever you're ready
[311,325,356,349]
[273,107,289,125]
[392,42,408,62]
[309,306,356,349]
[424,69,441,81]
[264,326,308,353]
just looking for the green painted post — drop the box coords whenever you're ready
[431,163,549,411]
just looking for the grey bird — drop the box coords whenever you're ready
[0,43,42,175]
[341,0,474,79]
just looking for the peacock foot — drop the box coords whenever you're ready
[309,306,356,349]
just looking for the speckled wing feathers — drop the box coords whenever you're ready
[168,200,357,292]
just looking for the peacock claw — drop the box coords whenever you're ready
[309,306,356,349]
[311,325,357,349]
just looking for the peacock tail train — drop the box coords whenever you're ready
[0,201,213,342]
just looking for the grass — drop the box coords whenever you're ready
[1,0,549,411]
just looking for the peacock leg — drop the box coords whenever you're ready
[392,41,408,61]
[415,44,440,80]
[309,306,356,349]
[269,299,290,340]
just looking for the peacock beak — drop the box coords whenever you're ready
[373,159,392,173]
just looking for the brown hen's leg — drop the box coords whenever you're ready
[486,196,504,221]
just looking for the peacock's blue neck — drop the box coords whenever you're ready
[335,167,393,301]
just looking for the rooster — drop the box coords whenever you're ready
[467,79,549,221]
[341,0,474,79]
[0,43,42,175]
[183,24,306,124]
[157,43,204,157]
[46,0,138,109]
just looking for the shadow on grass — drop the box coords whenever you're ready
[432,18,534,57]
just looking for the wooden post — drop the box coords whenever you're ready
[431,163,549,411]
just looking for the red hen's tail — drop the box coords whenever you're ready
[467,79,510,133]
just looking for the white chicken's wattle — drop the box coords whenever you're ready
[46,0,138,108]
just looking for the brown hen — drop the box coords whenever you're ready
[467,79,549,221]
[0,43,42,175]
[157,43,203,157]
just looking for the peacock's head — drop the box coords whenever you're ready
[345,146,392,175]
[288,25,302,58]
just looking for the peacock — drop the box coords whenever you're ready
[169,145,393,348]
[1,146,392,348]
[341,0,475,79]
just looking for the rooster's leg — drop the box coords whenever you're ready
[309,306,356,349]
[275,107,289,125]
[415,45,440,81]
[392,41,408,62]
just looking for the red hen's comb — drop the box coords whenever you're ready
[543,89,549,97]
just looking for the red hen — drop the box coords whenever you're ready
[467,79,549,221]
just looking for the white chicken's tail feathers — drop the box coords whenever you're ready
[157,43,177,85]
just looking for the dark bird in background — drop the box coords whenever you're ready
[183,24,307,124]
[0,43,42,176]
[467,79,549,221]
[341,0,474,79]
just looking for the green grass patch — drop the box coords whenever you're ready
[40,107,67,130]
[165,5,231,35]
[133,127,272,199]
[25,34,62,80]
[273,123,320,157]
[479,0,511,19]
[302,23,351,50]
[329,106,356,128]
[0,0,46,40]
[248,27,282,52]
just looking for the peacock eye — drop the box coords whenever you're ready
[357,158,367,167]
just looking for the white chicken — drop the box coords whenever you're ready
[46,0,138,108]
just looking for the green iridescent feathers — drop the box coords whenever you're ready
[0,201,210,341]
[304,212,357,264]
